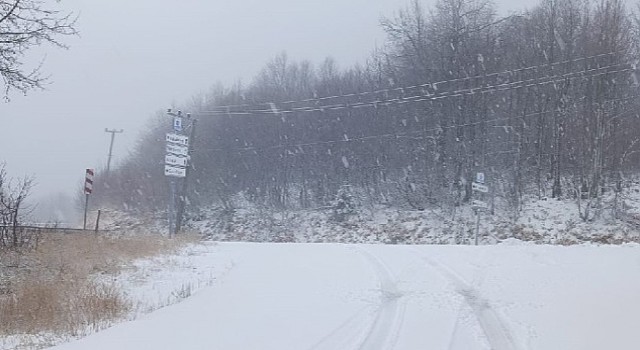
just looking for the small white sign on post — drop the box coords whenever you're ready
[476,172,485,184]
[472,199,489,211]
[164,165,187,178]
[166,133,189,147]
[165,154,188,167]
[166,143,189,157]
[173,117,183,132]
[472,182,489,193]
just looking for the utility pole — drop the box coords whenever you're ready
[165,109,192,237]
[104,128,124,176]
[176,117,196,233]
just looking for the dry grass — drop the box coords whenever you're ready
[0,231,199,338]
[0,279,128,336]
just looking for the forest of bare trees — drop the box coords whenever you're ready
[91,0,640,224]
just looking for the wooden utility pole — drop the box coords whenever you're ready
[176,118,196,233]
[104,128,124,176]
[165,109,193,237]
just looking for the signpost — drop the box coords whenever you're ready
[83,169,94,230]
[165,109,193,237]
[472,172,489,245]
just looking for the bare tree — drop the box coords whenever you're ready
[0,163,35,248]
[0,0,77,97]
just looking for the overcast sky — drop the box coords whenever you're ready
[0,0,531,203]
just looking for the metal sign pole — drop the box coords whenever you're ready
[475,209,480,245]
[176,118,196,233]
[168,179,176,237]
[83,193,89,230]
[472,172,489,245]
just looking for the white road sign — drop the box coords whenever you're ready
[472,200,489,210]
[166,143,189,157]
[476,172,485,184]
[165,154,188,167]
[164,165,187,178]
[472,182,489,193]
[166,133,189,147]
[173,117,183,132]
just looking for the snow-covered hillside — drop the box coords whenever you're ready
[93,181,640,246]
[45,242,640,350]
[183,192,640,245]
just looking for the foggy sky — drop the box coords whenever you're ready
[0,0,531,204]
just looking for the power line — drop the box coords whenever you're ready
[197,51,626,113]
[194,63,633,117]
[193,94,640,155]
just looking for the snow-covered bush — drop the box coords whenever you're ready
[331,185,357,222]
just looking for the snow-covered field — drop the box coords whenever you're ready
[45,241,640,350]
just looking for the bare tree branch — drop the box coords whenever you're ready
[0,0,77,98]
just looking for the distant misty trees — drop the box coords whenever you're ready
[0,0,76,97]
[95,0,640,223]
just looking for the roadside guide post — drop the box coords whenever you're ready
[83,169,94,230]
[471,173,489,245]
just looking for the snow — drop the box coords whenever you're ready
[45,242,640,350]
[94,181,640,246]
[0,243,233,350]
[104,243,234,314]
[185,196,640,245]
[342,155,350,168]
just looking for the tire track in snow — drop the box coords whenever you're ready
[354,247,407,350]
[410,249,519,350]
[308,305,373,350]
[309,246,406,350]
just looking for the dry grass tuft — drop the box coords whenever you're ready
[0,231,199,338]
[0,279,129,335]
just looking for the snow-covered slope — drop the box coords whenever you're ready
[188,201,640,245]
[95,182,640,245]
[47,242,640,350]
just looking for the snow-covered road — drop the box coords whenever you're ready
[48,242,640,350]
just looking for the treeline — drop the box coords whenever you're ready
[93,0,640,222]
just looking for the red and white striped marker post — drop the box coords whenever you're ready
[83,169,94,230]
[84,169,94,194]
